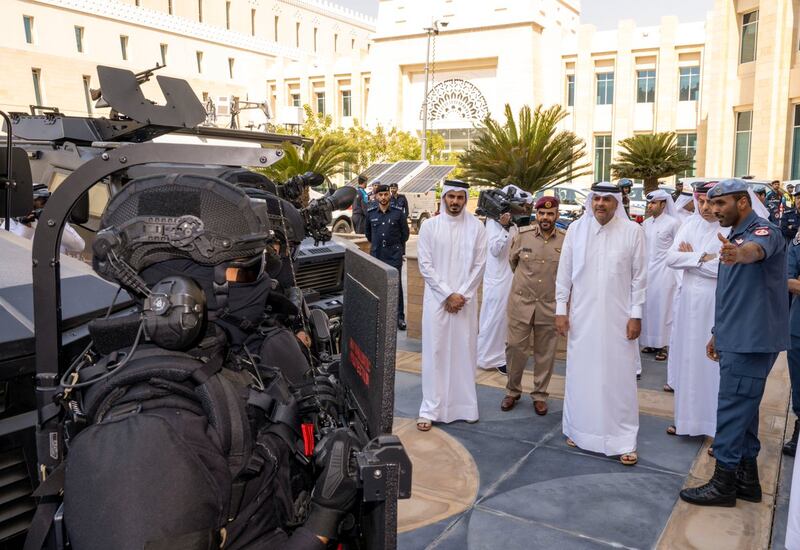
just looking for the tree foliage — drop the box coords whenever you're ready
[269,105,445,174]
[610,132,695,194]
[260,133,357,182]
[458,104,590,192]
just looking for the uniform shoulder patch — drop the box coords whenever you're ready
[754,227,770,237]
[556,227,566,235]
[367,204,378,212]
[519,225,535,233]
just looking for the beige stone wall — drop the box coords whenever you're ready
[1,0,373,129]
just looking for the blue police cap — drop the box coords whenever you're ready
[706,178,749,199]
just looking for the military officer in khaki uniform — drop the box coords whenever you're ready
[500,196,564,416]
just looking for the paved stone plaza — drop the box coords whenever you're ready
[391,331,796,549]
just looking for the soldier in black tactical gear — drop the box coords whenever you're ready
[389,182,409,219]
[366,183,410,330]
[39,173,360,550]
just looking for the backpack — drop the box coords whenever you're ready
[35,344,305,550]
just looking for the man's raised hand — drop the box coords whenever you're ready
[717,233,738,265]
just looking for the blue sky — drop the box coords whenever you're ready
[334,0,715,29]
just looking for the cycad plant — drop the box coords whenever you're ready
[610,132,695,194]
[459,104,590,192]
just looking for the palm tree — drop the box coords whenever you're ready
[610,132,695,195]
[459,104,590,192]
[259,134,357,205]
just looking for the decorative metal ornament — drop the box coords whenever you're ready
[422,78,489,121]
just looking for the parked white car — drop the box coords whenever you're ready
[533,186,588,216]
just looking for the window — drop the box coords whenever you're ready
[679,66,700,101]
[636,70,656,103]
[74,26,84,53]
[198,0,203,23]
[734,111,752,177]
[594,134,612,181]
[228,58,235,79]
[82,75,93,114]
[791,106,800,179]
[316,92,325,115]
[290,93,300,107]
[334,33,338,53]
[160,43,168,66]
[566,74,575,107]
[342,90,352,117]
[314,28,318,52]
[196,51,203,74]
[596,72,614,105]
[676,132,697,178]
[23,15,34,44]
[296,22,300,48]
[274,16,279,41]
[168,0,173,15]
[225,1,231,30]
[251,9,256,36]
[31,69,42,106]
[119,35,128,60]
[740,10,758,64]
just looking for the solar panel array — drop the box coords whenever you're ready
[345,163,391,186]
[372,161,425,186]
[401,165,455,193]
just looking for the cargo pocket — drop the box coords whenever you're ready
[734,375,765,398]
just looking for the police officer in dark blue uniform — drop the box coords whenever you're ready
[680,179,790,507]
[784,227,800,456]
[389,182,409,218]
[365,183,410,330]
[765,180,785,224]
[780,187,800,244]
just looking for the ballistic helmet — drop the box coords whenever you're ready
[93,173,272,289]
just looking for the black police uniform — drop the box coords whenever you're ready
[781,205,800,243]
[390,193,409,218]
[765,190,784,224]
[365,203,410,324]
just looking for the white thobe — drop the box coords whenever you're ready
[666,216,721,437]
[640,214,680,348]
[477,219,517,369]
[417,212,487,423]
[556,216,646,456]
[787,453,800,549]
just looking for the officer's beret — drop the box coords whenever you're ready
[707,178,749,199]
[389,182,399,188]
[793,187,800,197]
[617,178,633,189]
[753,185,767,195]
[691,181,718,193]
[358,174,367,183]
[375,184,389,193]
[535,196,560,210]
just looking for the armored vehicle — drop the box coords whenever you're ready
[0,65,409,549]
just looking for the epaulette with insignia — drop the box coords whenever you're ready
[556,227,566,235]
[793,233,800,246]
[390,205,403,212]
[367,204,378,212]
[519,225,535,233]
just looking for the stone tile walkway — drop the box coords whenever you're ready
[392,335,795,549]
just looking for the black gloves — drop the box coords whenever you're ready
[304,429,360,540]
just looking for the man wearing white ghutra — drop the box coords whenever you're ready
[555,181,647,465]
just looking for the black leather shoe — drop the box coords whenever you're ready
[736,457,762,503]
[397,319,407,331]
[783,419,799,456]
[679,462,737,507]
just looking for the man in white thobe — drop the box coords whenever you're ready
[2,184,85,254]
[555,181,646,464]
[674,191,695,224]
[416,180,487,430]
[640,190,681,363]
[666,181,721,437]
[477,185,532,373]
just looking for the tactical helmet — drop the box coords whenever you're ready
[93,173,272,289]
